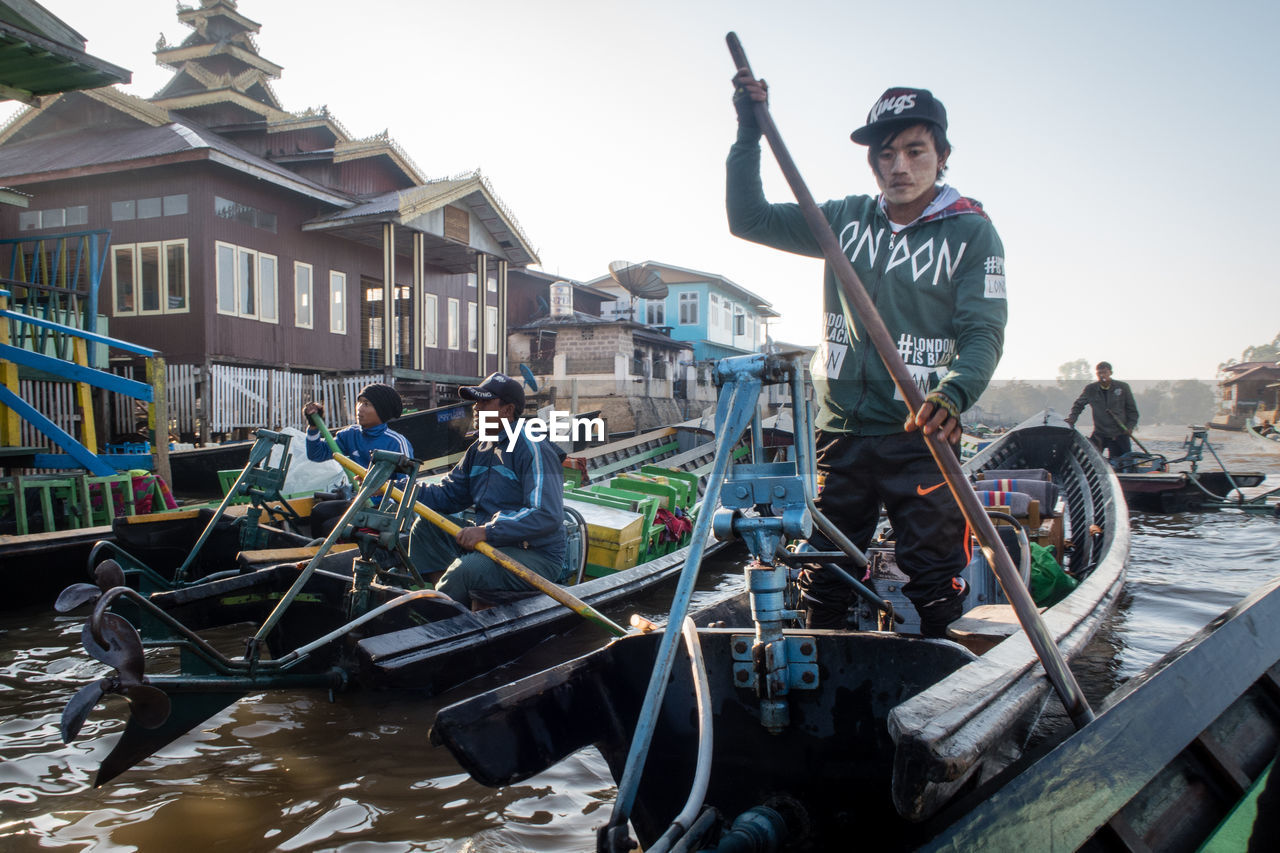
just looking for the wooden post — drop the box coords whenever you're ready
[498,259,508,375]
[0,290,19,445]
[413,233,424,372]
[147,355,171,489]
[71,337,97,452]
[382,223,395,367]
[476,254,487,377]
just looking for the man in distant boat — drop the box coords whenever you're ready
[1065,362,1139,459]
[407,372,567,609]
[726,77,1007,636]
[303,383,415,538]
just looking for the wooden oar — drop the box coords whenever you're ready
[727,33,1094,727]
[308,415,626,639]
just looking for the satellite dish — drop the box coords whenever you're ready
[607,260,668,300]
[519,363,539,393]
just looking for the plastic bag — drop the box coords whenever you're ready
[276,427,347,496]
[1028,543,1077,607]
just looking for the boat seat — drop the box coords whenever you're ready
[975,489,1034,518]
[947,603,1045,655]
[972,471,1066,555]
[973,478,1060,515]
[977,468,1052,482]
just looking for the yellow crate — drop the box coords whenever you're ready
[565,497,644,574]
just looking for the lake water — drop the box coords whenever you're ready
[1,425,1277,851]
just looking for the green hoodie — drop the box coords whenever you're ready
[727,134,1007,435]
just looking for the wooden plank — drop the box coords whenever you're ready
[239,542,357,563]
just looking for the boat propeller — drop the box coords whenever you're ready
[59,609,171,744]
[53,559,127,614]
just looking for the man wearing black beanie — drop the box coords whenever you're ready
[303,383,414,538]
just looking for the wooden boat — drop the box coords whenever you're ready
[51,421,741,785]
[1246,421,1280,449]
[432,411,1129,850]
[922,573,1280,852]
[168,439,256,498]
[1117,470,1266,512]
[1112,425,1266,513]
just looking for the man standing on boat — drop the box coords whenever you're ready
[303,383,414,538]
[1065,361,1139,458]
[727,79,1007,636]
[407,373,566,609]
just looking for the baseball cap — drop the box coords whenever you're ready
[460,372,525,410]
[851,87,947,145]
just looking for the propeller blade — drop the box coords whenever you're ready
[60,678,107,742]
[93,559,126,590]
[81,613,146,682]
[124,684,172,729]
[55,583,103,614]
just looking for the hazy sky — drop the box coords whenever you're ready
[19,0,1280,379]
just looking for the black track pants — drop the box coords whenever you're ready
[800,430,969,634]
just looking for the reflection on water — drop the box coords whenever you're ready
[1,427,1276,851]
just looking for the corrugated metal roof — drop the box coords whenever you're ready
[305,173,539,268]
[0,14,129,104]
[0,109,352,206]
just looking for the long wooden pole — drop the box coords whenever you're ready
[309,413,625,638]
[726,33,1094,727]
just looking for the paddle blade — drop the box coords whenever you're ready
[55,583,103,614]
[61,678,107,743]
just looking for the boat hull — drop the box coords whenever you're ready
[434,622,976,848]
[433,413,1129,843]
[1118,470,1266,512]
[923,574,1280,852]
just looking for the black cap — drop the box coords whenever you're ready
[851,87,947,145]
[461,372,525,411]
[359,383,403,423]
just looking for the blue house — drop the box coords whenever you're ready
[585,261,778,364]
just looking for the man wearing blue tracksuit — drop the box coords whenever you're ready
[408,373,566,609]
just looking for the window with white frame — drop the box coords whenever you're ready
[709,293,722,331]
[485,305,499,355]
[112,239,189,316]
[20,205,88,231]
[110,195,186,223]
[423,293,438,348]
[487,271,497,293]
[215,241,277,322]
[259,255,278,322]
[679,292,699,325]
[468,301,478,352]
[295,262,313,328]
[329,271,347,334]
[645,298,666,326]
[734,305,746,336]
[448,298,460,349]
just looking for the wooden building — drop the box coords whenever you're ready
[0,0,537,437]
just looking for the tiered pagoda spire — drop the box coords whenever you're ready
[151,0,283,112]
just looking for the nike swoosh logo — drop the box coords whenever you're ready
[916,482,947,496]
